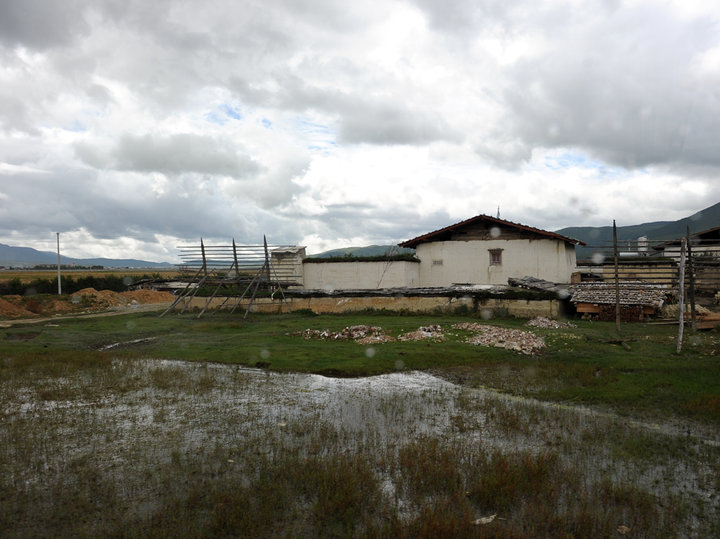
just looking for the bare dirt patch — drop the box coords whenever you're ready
[0,288,174,320]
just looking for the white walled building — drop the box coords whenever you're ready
[297,215,583,291]
[398,215,583,287]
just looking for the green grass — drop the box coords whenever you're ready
[2,327,718,537]
[2,310,719,425]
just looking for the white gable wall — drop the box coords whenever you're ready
[416,238,577,286]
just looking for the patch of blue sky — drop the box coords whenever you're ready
[63,120,86,132]
[204,111,226,125]
[204,103,243,125]
[544,150,626,178]
[292,116,337,153]
[261,118,272,129]
[220,104,243,120]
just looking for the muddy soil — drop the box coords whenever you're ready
[0,288,174,322]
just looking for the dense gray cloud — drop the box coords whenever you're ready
[0,0,90,49]
[76,134,259,177]
[497,5,720,170]
[1,0,719,261]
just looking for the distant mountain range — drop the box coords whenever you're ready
[3,202,717,267]
[555,201,720,258]
[0,243,173,269]
[308,245,416,259]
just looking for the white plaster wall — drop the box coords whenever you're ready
[416,239,577,286]
[302,260,420,290]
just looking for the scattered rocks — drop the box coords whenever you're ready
[295,325,392,343]
[397,325,444,342]
[452,323,545,355]
[293,322,547,354]
[525,316,576,329]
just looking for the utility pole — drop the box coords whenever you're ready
[56,232,62,295]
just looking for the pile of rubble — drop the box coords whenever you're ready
[294,324,447,344]
[397,325,444,342]
[295,325,390,342]
[524,316,576,329]
[452,322,546,355]
[293,322,548,355]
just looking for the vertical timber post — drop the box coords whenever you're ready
[686,226,696,333]
[613,220,620,333]
[200,238,208,277]
[263,235,271,287]
[232,238,239,280]
[677,237,686,354]
[56,232,62,295]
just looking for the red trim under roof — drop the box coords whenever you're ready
[398,214,586,249]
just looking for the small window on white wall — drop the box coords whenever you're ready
[432,259,443,266]
[489,249,502,266]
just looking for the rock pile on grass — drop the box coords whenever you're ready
[293,322,548,354]
[296,325,393,343]
[452,322,545,355]
[525,317,576,329]
[396,325,444,342]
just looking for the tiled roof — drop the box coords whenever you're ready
[398,214,585,249]
[570,283,667,308]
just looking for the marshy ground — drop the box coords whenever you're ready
[1,311,719,537]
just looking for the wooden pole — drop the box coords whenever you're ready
[200,238,208,277]
[263,235,272,286]
[677,238,686,354]
[686,226,696,332]
[56,232,62,295]
[613,220,621,333]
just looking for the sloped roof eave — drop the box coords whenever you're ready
[398,214,586,249]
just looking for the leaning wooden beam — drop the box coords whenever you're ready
[229,265,264,315]
[243,268,265,319]
[159,264,205,317]
[180,274,210,315]
[197,255,239,318]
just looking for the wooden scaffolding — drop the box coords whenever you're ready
[160,236,302,318]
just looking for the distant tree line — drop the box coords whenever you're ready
[33,264,106,270]
[0,274,154,296]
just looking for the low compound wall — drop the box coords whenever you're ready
[176,294,561,318]
[302,260,420,290]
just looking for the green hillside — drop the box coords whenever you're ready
[308,245,415,259]
[556,201,720,258]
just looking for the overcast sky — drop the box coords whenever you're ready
[1,0,720,261]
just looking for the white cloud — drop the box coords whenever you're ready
[0,0,719,261]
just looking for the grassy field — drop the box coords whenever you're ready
[2,310,719,536]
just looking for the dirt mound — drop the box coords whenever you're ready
[0,296,34,318]
[72,288,127,306]
[0,288,175,320]
[121,290,174,303]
